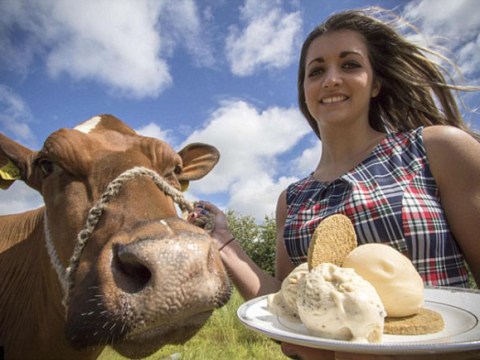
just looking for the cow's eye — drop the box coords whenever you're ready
[174,165,182,175]
[37,158,55,176]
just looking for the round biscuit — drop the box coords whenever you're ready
[307,214,357,270]
[384,308,444,335]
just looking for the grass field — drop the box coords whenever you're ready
[98,274,477,360]
[98,290,286,360]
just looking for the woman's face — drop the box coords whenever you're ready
[303,30,380,131]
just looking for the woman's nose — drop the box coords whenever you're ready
[323,68,342,88]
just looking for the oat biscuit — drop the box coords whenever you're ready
[307,214,357,270]
[384,308,444,335]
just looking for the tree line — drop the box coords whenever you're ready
[225,210,477,289]
[226,210,276,276]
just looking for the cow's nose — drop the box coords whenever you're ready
[115,243,153,293]
[112,235,215,296]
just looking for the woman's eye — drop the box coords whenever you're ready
[37,158,55,176]
[343,61,360,69]
[307,67,323,77]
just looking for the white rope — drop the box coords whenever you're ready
[43,166,210,311]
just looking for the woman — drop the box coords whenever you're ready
[190,8,480,360]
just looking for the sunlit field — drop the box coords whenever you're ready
[99,289,285,360]
[99,272,477,360]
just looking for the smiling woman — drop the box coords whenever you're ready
[188,6,480,360]
[297,9,480,142]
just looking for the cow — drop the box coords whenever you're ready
[0,115,231,360]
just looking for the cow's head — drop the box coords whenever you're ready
[0,115,231,358]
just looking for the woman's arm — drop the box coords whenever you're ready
[423,126,480,287]
[192,201,282,300]
[275,190,296,281]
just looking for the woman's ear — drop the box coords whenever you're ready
[371,79,381,98]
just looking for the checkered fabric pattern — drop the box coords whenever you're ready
[284,127,469,287]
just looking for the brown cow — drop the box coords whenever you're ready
[0,115,231,360]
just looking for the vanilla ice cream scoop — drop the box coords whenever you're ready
[296,263,386,343]
[342,243,424,317]
[267,263,308,322]
[280,263,309,310]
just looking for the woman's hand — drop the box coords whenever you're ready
[281,343,387,360]
[280,342,480,360]
[188,201,234,249]
[281,342,335,359]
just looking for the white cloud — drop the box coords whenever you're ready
[229,174,297,219]
[46,0,170,98]
[0,85,36,143]
[180,99,310,220]
[0,0,214,98]
[456,33,480,81]
[225,0,302,76]
[403,0,480,81]
[292,139,322,176]
[0,85,41,215]
[0,180,43,215]
[403,0,478,39]
[158,1,215,67]
[135,122,177,146]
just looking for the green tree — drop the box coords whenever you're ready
[226,210,276,276]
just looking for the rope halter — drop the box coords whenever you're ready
[43,166,212,310]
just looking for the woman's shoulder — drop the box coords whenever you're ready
[422,125,480,186]
[423,124,471,141]
[422,125,478,156]
[387,125,476,157]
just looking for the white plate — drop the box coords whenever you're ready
[237,287,480,354]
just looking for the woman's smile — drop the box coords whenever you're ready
[320,94,349,104]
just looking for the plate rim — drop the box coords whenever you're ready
[237,287,480,355]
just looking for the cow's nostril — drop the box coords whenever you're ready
[115,245,152,293]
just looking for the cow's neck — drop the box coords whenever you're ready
[0,208,101,359]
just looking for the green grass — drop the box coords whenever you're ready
[98,273,478,360]
[98,290,285,360]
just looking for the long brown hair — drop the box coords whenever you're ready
[298,8,480,141]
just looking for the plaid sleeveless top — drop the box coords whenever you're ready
[284,127,469,287]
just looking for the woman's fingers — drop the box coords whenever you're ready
[195,200,219,214]
[281,343,335,360]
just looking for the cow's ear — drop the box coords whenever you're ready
[177,143,220,183]
[0,133,39,191]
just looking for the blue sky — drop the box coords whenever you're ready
[1,0,479,221]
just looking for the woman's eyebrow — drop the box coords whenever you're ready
[340,50,363,58]
[307,50,363,67]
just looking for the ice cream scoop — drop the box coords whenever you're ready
[296,263,386,343]
[342,243,424,317]
[267,263,308,322]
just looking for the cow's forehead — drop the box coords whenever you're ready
[74,116,102,134]
[73,114,137,136]
[42,115,180,172]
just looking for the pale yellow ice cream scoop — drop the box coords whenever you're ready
[342,243,424,317]
[267,263,308,322]
[296,263,386,343]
